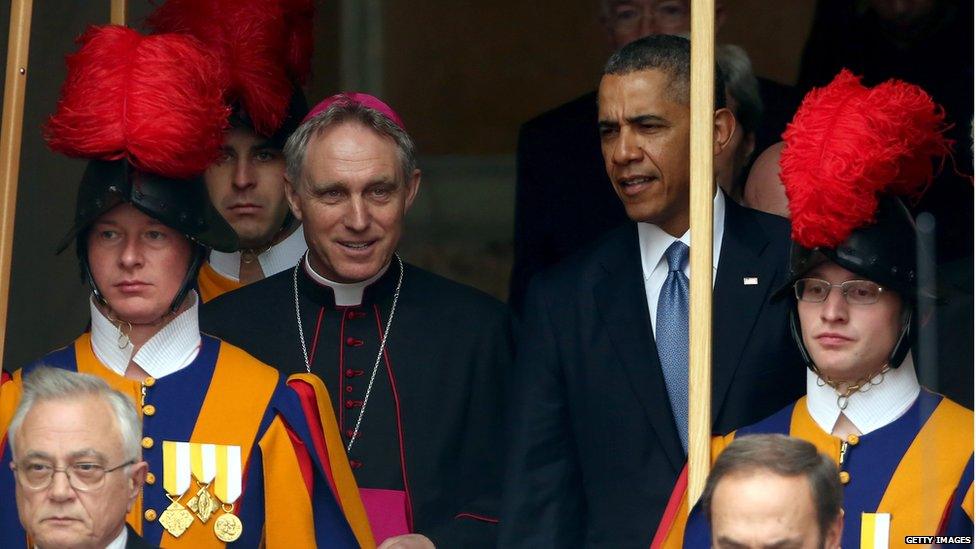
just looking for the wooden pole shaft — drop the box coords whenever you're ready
[111,0,127,25]
[688,0,715,507]
[0,0,34,364]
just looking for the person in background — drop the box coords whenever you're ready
[145,0,312,301]
[508,0,801,314]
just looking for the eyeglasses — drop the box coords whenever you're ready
[11,459,135,492]
[794,278,886,305]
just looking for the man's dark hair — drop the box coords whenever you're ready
[701,434,843,545]
[603,34,726,110]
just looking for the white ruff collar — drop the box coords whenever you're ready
[805,355,921,435]
[89,293,201,379]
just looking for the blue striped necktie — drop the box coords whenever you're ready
[657,240,690,452]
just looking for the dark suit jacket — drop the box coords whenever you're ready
[508,81,801,315]
[500,198,806,547]
[124,524,159,549]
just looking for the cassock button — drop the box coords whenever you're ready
[346,337,364,347]
[839,471,850,485]
[145,509,158,522]
[345,400,354,409]
[346,310,366,320]
[142,437,154,449]
[847,434,860,446]
[143,377,156,387]
[143,404,156,416]
[345,386,354,393]
[345,369,356,378]
[145,472,156,485]
[349,459,363,470]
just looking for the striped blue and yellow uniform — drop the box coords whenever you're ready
[0,333,363,548]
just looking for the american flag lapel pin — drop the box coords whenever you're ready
[743,276,759,286]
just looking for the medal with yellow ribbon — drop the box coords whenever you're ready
[187,443,219,523]
[212,444,244,542]
[159,441,195,538]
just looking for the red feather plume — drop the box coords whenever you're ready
[44,25,230,179]
[780,70,951,249]
[146,0,314,136]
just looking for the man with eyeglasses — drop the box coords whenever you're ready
[7,367,157,549]
[658,71,973,547]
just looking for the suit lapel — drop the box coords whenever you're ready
[711,200,779,418]
[595,226,685,471]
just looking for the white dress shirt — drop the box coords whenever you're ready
[208,225,307,281]
[90,292,201,378]
[806,355,921,435]
[303,255,390,306]
[638,190,726,336]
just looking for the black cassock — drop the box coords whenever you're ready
[201,260,513,548]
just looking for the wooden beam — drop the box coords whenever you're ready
[688,0,715,507]
[0,0,34,363]
[111,0,127,26]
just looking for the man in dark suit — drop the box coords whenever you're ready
[508,0,801,314]
[499,35,805,547]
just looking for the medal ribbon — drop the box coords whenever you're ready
[190,443,217,484]
[162,441,191,496]
[213,445,242,504]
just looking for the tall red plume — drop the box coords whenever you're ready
[44,25,230,179]
[146,0,314,136]
[780,69,951,249]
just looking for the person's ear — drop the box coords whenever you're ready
[713,108,736,156]
[283,177,303,222]
[824,511,844,549]
[403,169,422,212]
[126,461,149,511]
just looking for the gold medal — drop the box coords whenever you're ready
[213,504,244,543]
[159,497,195,538]
[188,485,218,523]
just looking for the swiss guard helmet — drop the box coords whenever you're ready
[45,25,238,314]
[774,70,952,374]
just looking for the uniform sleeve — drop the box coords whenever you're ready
[285,374,376,548]
[418,306,514,548]
[499,277,585,547]
[261,387,362,548]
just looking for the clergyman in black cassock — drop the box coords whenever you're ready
[201,92,513,549]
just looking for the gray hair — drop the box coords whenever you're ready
[8,367,142,462]
[603,34,726,110]
[701,434,843,543]
[284,97,417,189]
[716,43,762,136]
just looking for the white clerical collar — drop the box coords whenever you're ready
[638,188,725,283]
[806,355,921,436]
[303,255,390,306]
[90,293,202,379]
[208,225,307,281]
